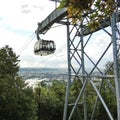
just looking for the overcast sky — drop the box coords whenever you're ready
[0,0,113,69]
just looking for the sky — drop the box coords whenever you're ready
[0,0,113,69]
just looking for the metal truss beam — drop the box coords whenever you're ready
[36,8,67,34]
[36,7,120,35]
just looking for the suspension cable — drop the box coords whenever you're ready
[18,32,35,55]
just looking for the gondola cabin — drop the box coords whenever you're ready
[34,40,56,56]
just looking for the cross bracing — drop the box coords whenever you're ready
[35,2,120,120]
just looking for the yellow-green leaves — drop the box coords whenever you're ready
[60,0,115,30]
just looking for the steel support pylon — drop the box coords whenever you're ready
[35,1,120,119]
[111,11,120,120]
[63,5,120,120]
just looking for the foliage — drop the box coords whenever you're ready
[0,56,114,120]
[88,0,114,31]
[59,0,115,30]
[104,61,114,75]
[0,46,37,120]
[0,45,19,77]
[0,46,117,119]
[34,80,66,120]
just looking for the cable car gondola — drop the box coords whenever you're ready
[34,39,56,56]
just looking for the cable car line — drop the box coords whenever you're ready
[18,32,35,55]
[18,23,64,56]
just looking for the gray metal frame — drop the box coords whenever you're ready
[111,11,120,120]
[36,1,120,120]
[63,19,115,120]
[63,9,120,120]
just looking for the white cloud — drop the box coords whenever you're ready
[0,0,67,68]
[84,29,113,68]
[0,0,114,69]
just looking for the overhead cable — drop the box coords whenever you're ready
[18,32,35,55]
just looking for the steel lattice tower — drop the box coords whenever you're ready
[63,4,120,120]
[36,1,120,120]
